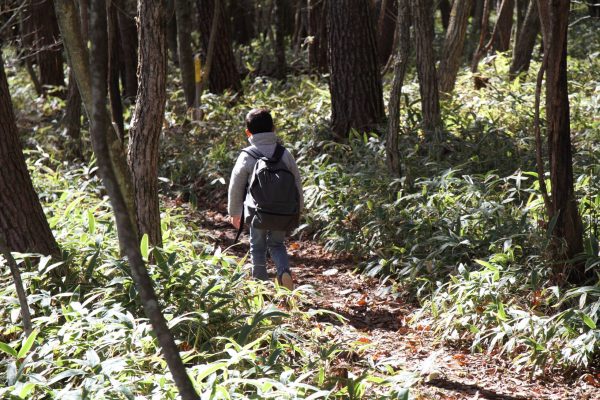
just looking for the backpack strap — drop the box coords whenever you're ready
[242,144,285,162]
[241,146,263,160]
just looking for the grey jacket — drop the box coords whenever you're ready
[227,131,304,218]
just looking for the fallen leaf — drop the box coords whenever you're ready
[323,268,339,276]
[289,242,300,250]
[357,337,371,344]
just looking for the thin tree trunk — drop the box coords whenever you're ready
[509,0,540,78]
[274,0,287,79]
[230,0,255,44]
[377,0,397,66]
[128,0,168,248]
[439,0,452,30]
[63,70,82,157]
[411,0,443,149]
[538,0,585,283]
[386,0,410,176]
[327,0,385,139]
[87,3,199,398]
[466,0,484,59]
[166,0,179,65]
[0,233,33,336]
[108,0,125,141]
[0,51,60,258]
[471,0,492,72]
[175,0,195,107]
[438,0,473,95]
[308,0,328,71]
[31,0,65,93]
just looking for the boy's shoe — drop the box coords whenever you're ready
[277,272,294,291]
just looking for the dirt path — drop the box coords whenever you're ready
[194,206,599,400]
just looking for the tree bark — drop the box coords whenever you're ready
[471,0,492,73]
[509,0,539,78]
[538,0,585,283]
[31,0,65,92]
[489,0,514,52]
[274,0,287,80]
[175,0,196,107]
[411,0,443,148]
[197,0,241,94]
[327,0,385,140]
[116,0,138,101]
[0,51,60,257]
[588,0,600,17]
[87,3,199,398]
[63,69,82,157]
[308,0,328,72]
[128,0,168,248]
[386,0,410,176]
[166,0,179,65]
[377,0,398,66]
[438,0,473,95]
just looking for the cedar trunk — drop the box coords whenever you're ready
[439,0,451,30]
[411,0,442,144]
[438,0,474,95]
[538,0,585,283]
[0,51,60,257]
[386,0,411,176]
[197,0,241,94]
[274,0,287,79]
[108,0,125,141]
[509,0,540,78]
[128,0,168,247]
[31,0,65,91]
[327,0,385,140]
[230,0,255,44]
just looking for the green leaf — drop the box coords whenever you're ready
[194,362,227,382]
[0,342,17,357]
[140,234,149,260]
[87,210,96,234]
[582,314,596,329]
[17,329,39,359]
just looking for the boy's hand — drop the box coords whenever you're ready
[231,215,241,229]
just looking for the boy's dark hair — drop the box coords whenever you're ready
[245,109,274,134]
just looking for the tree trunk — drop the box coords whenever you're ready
[515,0,527,40]
[589,0,600,17]
[197,0,241,94]
[490,0,514,52]
[466,0,485,59]
[31,0,65,93]
[386,0,411,176]
[538,0,585,283]
[87,3,199,398]
[175,0,196,107]
[471,0,492,72]
[327,0,385,140]
[128,0,168,248]
[411,0,443,148]
[108,0,125,141]
[63,70,82,157]
[439,0,452,30]
[377,0,398,66]
[438,0,473,95]
[509,0,539,78]
[166,0,179,65]
[308,0,328,71]
[274,0,287,79]
[116,0,138,101]
[230,0,255,44]
[0,51,60,257]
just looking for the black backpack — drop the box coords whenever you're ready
[238,144,299,236]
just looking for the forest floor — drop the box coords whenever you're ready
[188,202,599,400]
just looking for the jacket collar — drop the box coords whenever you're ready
[248,131,277,146]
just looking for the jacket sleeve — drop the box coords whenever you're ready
[227,152,251,217]
[284,150,304,213]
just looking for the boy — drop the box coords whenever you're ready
[228,108,303,290]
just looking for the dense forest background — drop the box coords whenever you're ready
[0,0,599,398]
